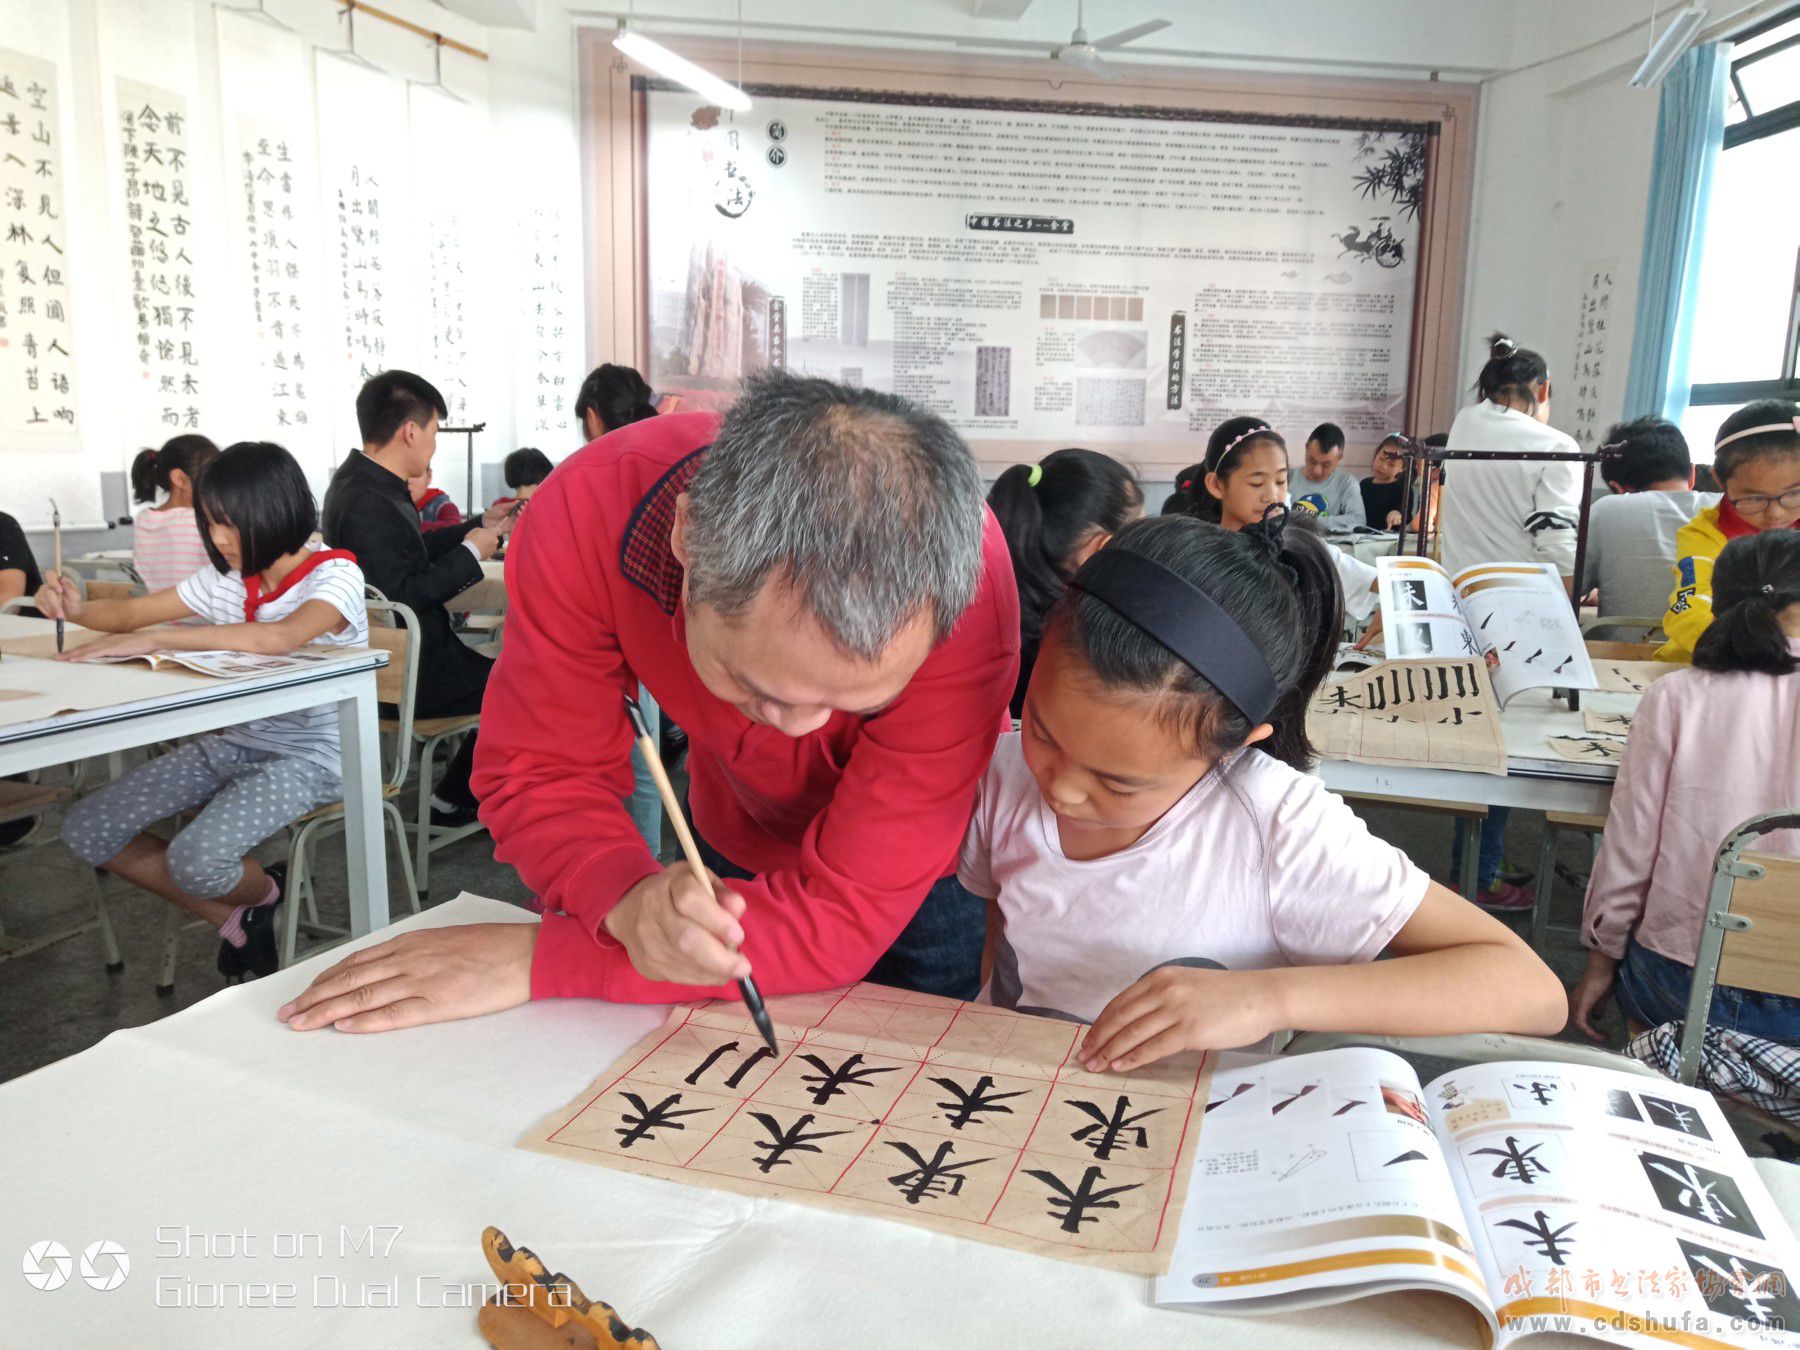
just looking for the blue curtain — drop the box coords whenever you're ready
[1623,42,1729,423]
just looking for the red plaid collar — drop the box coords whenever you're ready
[620,448,707,614]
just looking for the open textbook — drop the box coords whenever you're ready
[1377,557,1597,707]
[0,627,348,678]
[1159,1050,1799,1347]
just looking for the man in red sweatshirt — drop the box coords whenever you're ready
[281,372,1020,1031]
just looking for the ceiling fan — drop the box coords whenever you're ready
[959,1,1172,81]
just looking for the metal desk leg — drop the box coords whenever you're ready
[336,677,389,937]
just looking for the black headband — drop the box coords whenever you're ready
[1066,548,1280,725]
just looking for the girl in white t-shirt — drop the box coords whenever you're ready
[956,512,1564,1073]
[129,433,220,594]
[37,442,368,983]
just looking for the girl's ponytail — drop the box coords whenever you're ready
[1693,533,1800,677]
[1239,508,1344,769]
[129,448,161,504]
[988,462,1058,641]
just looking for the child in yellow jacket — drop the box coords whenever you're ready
[1660,400,1800,661]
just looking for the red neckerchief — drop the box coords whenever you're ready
[244,549,357,622]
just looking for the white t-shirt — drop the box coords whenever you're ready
[133,506,213,597]
[1330,547,1381,623]
[1438,401,1582,577]
[176,546,368,774]
[957,734,1429,1028]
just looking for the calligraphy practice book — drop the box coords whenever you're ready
[1376,557,1597,707]
[523,983,1210,1274]
[1308,657,1510,775]
[1160,1052,1799,1347]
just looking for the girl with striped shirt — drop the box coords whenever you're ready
[36,443,368,982]
[130,434,220,593]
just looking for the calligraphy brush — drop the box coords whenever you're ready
[49,498,63,654]
[623,695,780,1055]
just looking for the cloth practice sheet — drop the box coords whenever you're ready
[526,982,1212,1274]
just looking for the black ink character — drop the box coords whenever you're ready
[1514,1080,1558,1107]
[1473,1135,1549,1184]
[1271,1084,1318,1115]
[1642,1154,1761,1236]
[1333,1100,1366,1116]
[797,1052,901,1106]
[1206,1082,1255,1113]
[885,1139,993,1204]
[930,1074,1030,1130]
[614,1092,712,1149]
[1021,1165,1145,1234]
[684,1040,777,1090]
[1066,1096,1164,1160]
[1497,1210,1577,1266]
[746,1111,855,1174]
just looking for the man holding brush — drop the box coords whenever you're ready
[281,372,1019,1032]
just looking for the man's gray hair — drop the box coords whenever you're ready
[684,371,986,659]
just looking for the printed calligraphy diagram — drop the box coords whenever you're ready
[524,983,1208,1273]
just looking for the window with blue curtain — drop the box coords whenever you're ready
[1671,8,1800,458]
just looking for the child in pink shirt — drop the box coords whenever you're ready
[1571,531,1800,1042]
[957,512,1565,1072]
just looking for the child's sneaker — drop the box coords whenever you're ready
[216,863,286,984]
[1474,880,1535,913]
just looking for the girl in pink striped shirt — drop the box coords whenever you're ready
[130,434,219,593]
[1571,531,1800,1042]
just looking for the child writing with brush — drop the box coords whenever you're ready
[957,512,1566,1071]
[34,442,368,981]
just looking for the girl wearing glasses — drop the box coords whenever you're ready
[1660,400,1800,662]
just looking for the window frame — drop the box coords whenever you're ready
[1688,5,1800,409]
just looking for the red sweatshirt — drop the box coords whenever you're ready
[472,411,1020,1003]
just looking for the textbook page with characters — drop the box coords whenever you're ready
[1376,556,1596,706]
[1159,1053,1800,1348]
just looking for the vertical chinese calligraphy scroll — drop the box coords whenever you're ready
[115,79,202,437]
[0,47,77,437]
[1567,260,1616,452]
[520,206,571,438]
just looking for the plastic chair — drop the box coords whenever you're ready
[1674,809,1800,1086]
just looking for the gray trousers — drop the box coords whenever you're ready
[63,736,340,899]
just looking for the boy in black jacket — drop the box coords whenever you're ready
[322,370,515,825]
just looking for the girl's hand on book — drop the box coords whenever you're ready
[1080,967,1283,1072]
[57,630,156,662]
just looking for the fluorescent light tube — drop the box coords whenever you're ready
[613,29,751,112]
[1630,4,1708,87]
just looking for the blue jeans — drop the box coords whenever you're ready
[626,687,663,857]
[1450,805,1510,892]
[1615,937,1800,1040]
[693,834,985,1001]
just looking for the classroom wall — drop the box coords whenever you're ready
[1455,0,1791,447]
[0,0,584,546]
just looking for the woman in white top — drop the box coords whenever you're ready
[130,433,220,593]
[1437,334,1582,579]
[1438,334,1583,913]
